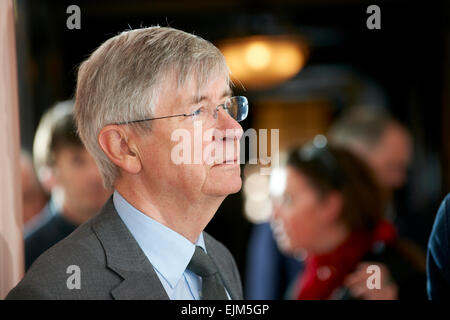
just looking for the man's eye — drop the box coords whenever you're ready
[192,107,205,117]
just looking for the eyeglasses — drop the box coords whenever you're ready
[288,136,344,189]
[115,96,248,126]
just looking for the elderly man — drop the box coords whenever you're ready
[7,26,247,300]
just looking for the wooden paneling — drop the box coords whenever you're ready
[252,99,333,152]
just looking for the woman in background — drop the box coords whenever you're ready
[272,140,426,299]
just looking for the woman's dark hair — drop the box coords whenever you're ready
[287,141,385,232]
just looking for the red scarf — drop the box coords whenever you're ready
[293,220,397,300]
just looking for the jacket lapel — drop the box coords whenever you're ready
[92,198,169,300]
[204,234,241,300]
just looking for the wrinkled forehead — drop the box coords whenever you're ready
[165,58,231,100]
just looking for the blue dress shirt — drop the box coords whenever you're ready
[113,190,229,300]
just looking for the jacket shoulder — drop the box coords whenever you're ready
[427,194,450,299]
[428,194,450,262]
[6,217,119,300]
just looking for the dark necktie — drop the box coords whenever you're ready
[187,246,228,300]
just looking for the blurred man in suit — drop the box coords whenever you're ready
[329,107,412,201]
[331,108,427,299]
[24,101,111,270]
[7,26,247,300]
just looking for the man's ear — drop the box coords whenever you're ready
[321,191,344,224]
[98,125,142,174]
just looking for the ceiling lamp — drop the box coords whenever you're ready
[218,35,308,90]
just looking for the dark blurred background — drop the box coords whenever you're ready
[15,0,450,293]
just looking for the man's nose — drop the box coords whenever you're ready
[216,108,243,140]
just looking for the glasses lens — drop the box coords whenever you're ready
[226,96,248,122]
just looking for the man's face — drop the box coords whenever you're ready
[133,74,243,202]
[367,124,412,190]
[53,146,111,213]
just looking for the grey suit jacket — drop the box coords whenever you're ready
[6,198,243,300]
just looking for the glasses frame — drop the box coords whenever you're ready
[114,96,248,125]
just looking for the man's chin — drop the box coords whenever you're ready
[225,179,242,195]
[203,173,242,197]
[218,181,242,197]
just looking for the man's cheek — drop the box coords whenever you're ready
[201,141,216,165]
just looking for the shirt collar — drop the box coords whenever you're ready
[113,190,206,288]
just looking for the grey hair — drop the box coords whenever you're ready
[328,106,401,149]
[74,26,230,189]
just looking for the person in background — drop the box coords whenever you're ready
[21,150,48,234]
[246,106,421,300]
[329,108,429,299]
[329,107,412,224]
[25,101,111,270]
[272,141,426,299]
[427,194,450,299]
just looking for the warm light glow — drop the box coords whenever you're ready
[244,198,273,224]
[244,173,270,202]
[245,42,272,70]
[243,172,272,223]
[218,35,307,89]
[269,167,287,198]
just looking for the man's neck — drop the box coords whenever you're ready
[115,181,225,243]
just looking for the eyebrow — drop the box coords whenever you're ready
[190,88,232,105]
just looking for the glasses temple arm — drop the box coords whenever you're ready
[115,113,190,125]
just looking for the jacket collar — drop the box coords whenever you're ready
[91,197,240,300]
[203,233,240,300]
[92,197,169,300]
